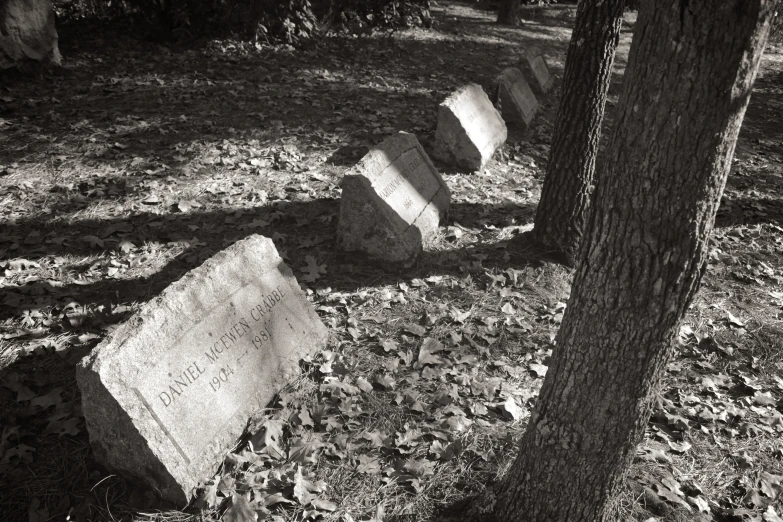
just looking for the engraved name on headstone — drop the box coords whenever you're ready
[337,132,450,268]
[431,84,507,171]
[77,236,328,504]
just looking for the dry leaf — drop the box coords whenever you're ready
[222,493,256,522]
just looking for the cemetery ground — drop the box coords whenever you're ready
[2,2,783,521]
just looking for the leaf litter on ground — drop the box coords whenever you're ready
[1,3,783,522]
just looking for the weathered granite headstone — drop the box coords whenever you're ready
[337,132,450,269]
[76,235,328,504]
[431,84,507,171]
[0,0,61,69]
[495,67,539,126]
[525,47,554,94]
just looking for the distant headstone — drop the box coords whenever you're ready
[337,132,450,269]
[495,67,539,126]
[76,236,328,504]
[525,47,553,94]
[431,84,507,171]
[0,0,61,69]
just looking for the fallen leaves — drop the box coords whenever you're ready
[222,493,256,522]
[0,10,781,522]
[300,255,327,283]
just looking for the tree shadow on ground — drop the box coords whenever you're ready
[0,195,549,522]
[717,193,783,229]
[0,199,540,319]
[0,1,573,171]
[736,66,783,145]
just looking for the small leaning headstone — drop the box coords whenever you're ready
[336,132,450,269]
[431,84,507,171]
[76,235,329,504]
[495,67,539,127]
[0,0,61,69]
[525,46,554,94]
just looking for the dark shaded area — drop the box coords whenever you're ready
[0,199,538,319]
[0,4,571,168]
[0,193,545,521]
[734,67,783,145]
[716,64,783,229]
[3,1,782,520]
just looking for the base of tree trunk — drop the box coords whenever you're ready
[506,231,574,268]
[496,15,522,26]
[524,229,577,268]
[496,0,522,26]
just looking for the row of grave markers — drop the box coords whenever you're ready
[336,47,553,268]
[75,48,553,504]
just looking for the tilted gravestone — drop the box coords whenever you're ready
[337,132,450,269]
[525,46,554,94]
[0,0,61,69]
[431,84,507,171]
[495,67,539,127]
[76,235,328,504]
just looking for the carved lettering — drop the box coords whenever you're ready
[159,391,172,407]
[377,151,429,203]
[379,173,405,199]
[168,384,181,399]
[154,288,292,411]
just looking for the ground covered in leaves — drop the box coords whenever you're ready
[2,2,783,521]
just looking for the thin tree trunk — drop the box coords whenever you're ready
[531,0,625,266]
[484,1,776,521]
[496,0,521,26]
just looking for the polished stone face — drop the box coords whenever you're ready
[77,235,328,504]
[432,83,507,171]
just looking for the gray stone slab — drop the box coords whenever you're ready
[496,67,539,126]
[0,0,61,69]
[431,84,507,171]
[525,46,554,94]
[76,235,328,504]
[336,132,450,269]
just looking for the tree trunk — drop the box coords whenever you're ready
[484,1,775,521]
[531,0,625,266]
[496,0,521,26]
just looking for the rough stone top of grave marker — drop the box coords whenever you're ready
[496,67,539,126]
[0,0,62,69]
[76,235,328,504]
[525,46,554,94]
[336,132,450,268]
[431,83,507,171]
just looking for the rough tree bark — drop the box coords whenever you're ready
[496,0,521,26]
[531,0,625,266]
[480,1,776,521]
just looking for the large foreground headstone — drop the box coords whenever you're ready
[525,47,554,94]
[431,84,507,171]
[337,132,450,269]
[496,67,539,126]
[0,0,61,69]
[76,235,328,504]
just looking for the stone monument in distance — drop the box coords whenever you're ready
[336,132,450,269]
